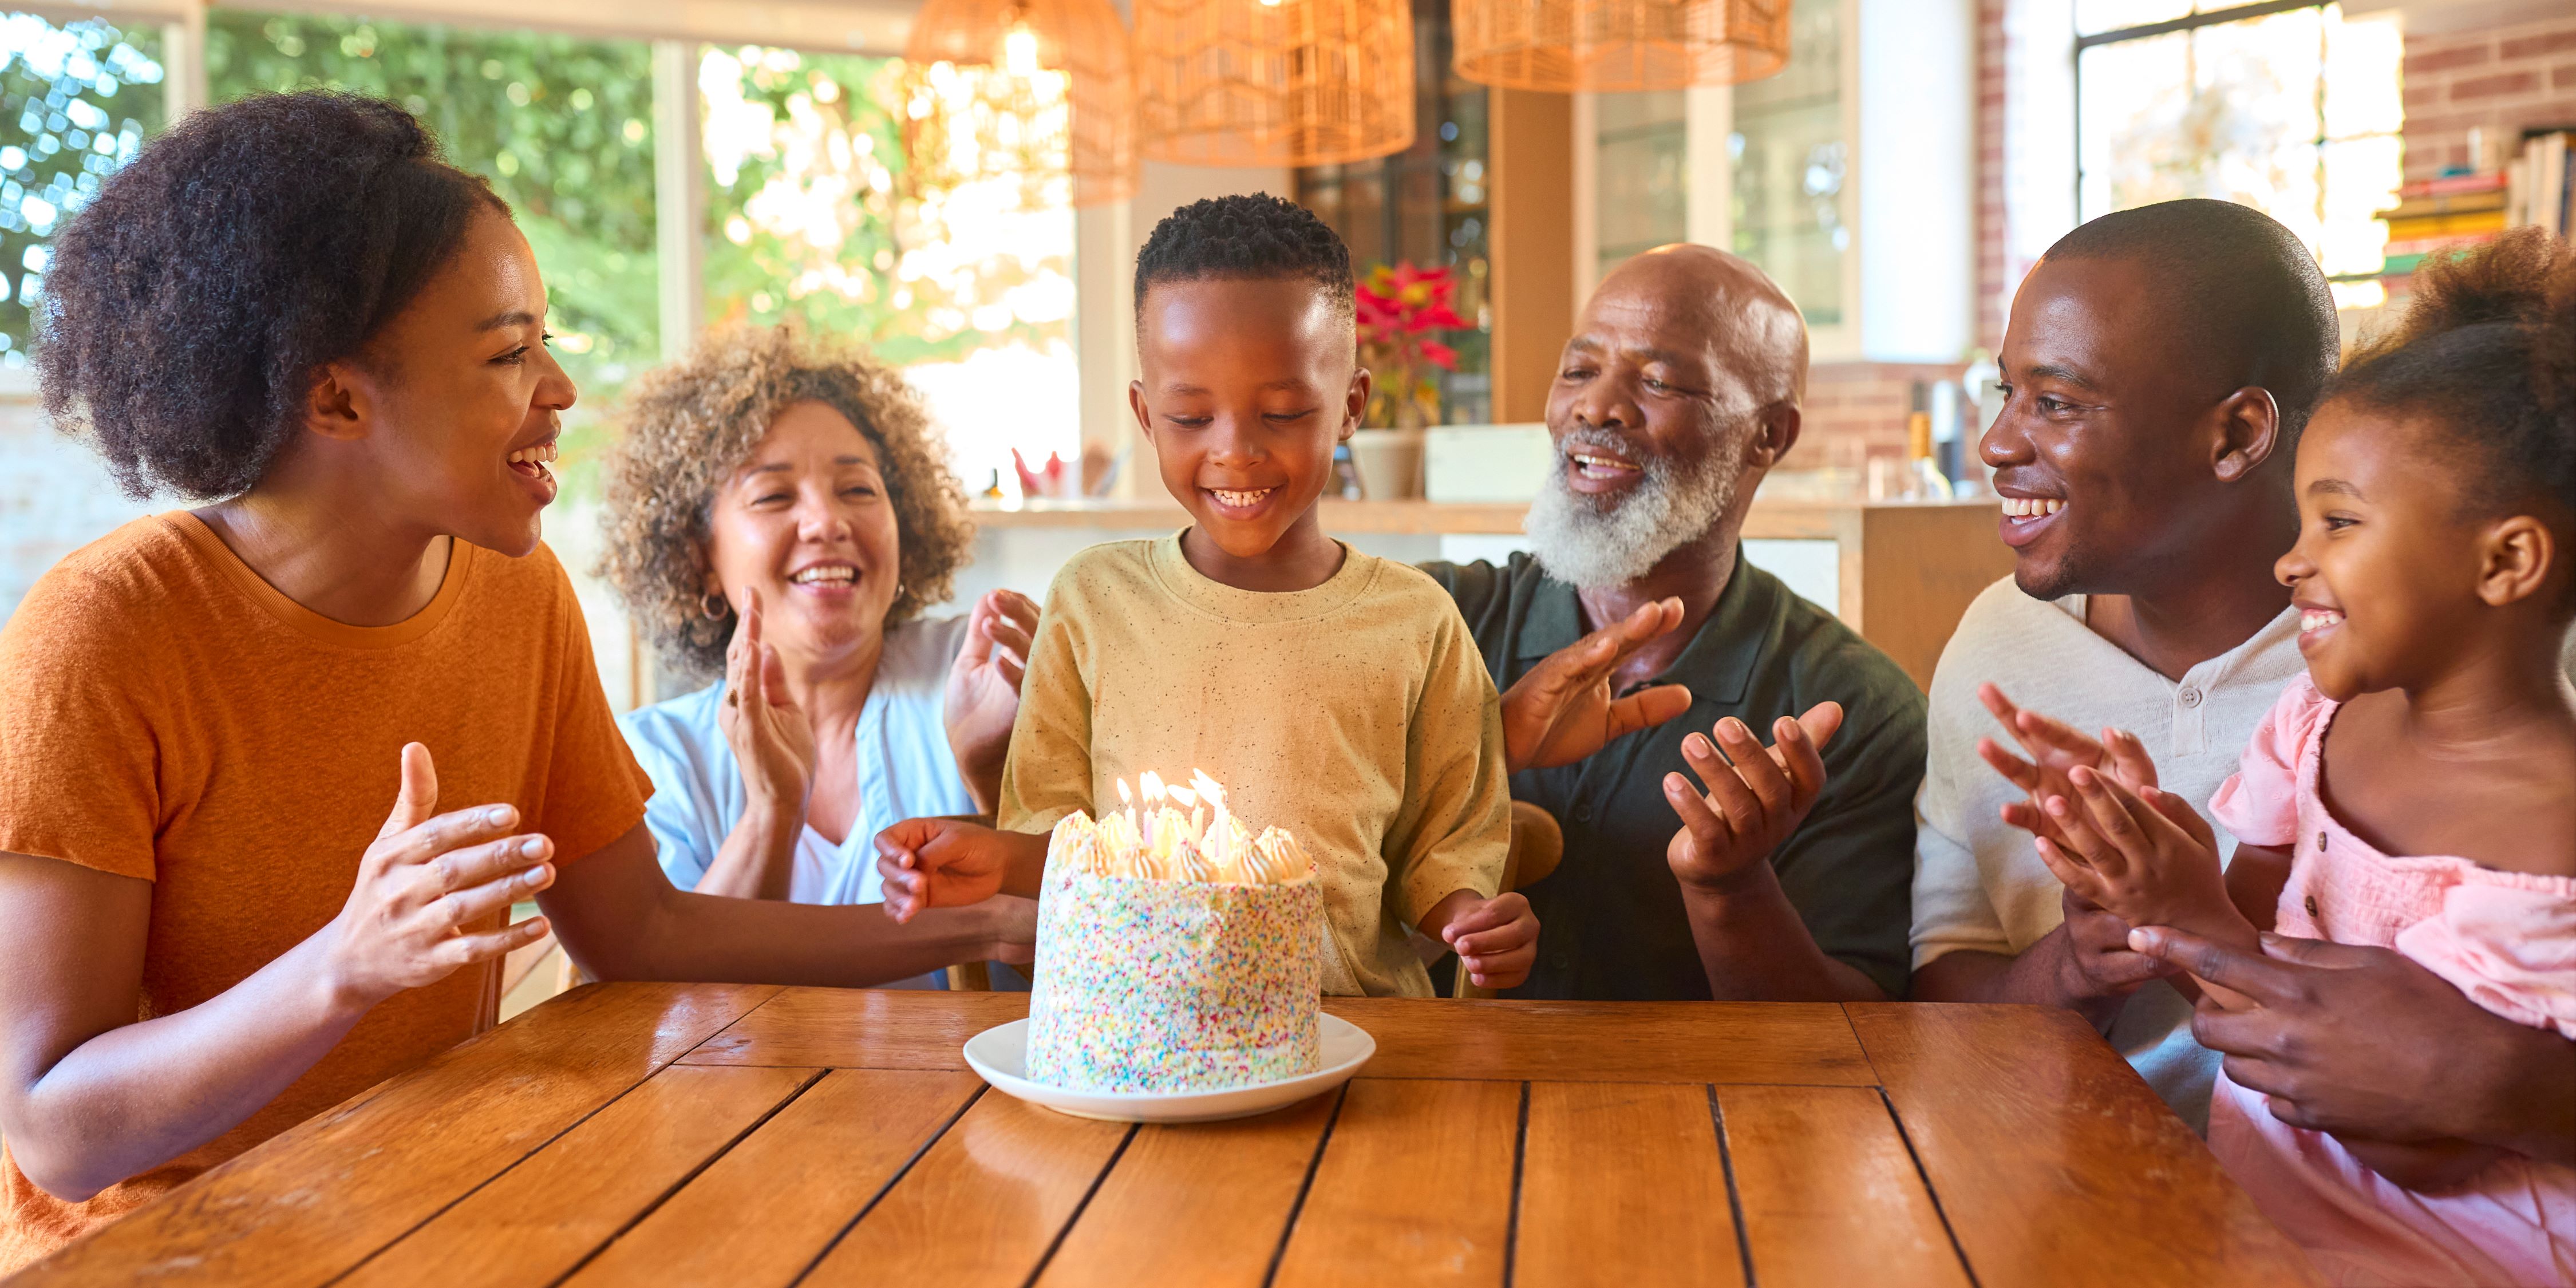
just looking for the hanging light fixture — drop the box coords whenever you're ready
[900,0,1136,208]
[1133,0,1416,168]
[1452,0,1791,93]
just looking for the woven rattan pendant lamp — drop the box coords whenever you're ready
[1133,0,1416,168]
[1453,0,1791,92]
[900,0,1136,207]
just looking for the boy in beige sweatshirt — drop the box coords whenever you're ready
[877,195,1534,996]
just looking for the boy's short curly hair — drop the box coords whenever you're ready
[598,325,975,680]
[1132,193,1353,326]
[37,90,507,500]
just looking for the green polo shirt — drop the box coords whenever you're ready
[1422,550,1926,999]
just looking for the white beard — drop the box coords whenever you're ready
[1523,428,1738,590]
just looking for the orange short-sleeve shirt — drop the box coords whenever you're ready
[0,513,650,1269]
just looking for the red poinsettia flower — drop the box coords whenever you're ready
[1353,259,1470,427]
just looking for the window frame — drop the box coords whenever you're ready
[2069,0,2395,289]
[0,0,923,393]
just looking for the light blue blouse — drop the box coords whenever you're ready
[618,614,978,906]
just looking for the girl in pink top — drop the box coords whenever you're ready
[2025,227,2575,1287]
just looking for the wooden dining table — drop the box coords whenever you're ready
[11,984,2319,1287]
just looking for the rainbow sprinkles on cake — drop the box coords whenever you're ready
[1025,770,1326,1094]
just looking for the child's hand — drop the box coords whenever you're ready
[2034,766,2239,938]
[1423,890,1539,989]
[874,817,1012,921]
[1663,704,1841,890]
[1977,683,2160,850]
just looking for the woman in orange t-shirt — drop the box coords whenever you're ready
[0,92,1031,1273]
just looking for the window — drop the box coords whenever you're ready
[1,6,1084,661]
[1296,2,1492,425]
[2076,1,2402,307]
[1730,0,1846,328]
[702,46,1077,496]
[0,13,163,368]
[206,11,661,394]
[1594,90,1688,279]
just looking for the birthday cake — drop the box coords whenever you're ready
[1025,771,1325,1093]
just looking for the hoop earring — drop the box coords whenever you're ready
[700,591,730,620]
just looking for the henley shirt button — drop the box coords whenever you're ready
[1551,953,1571,969]
[2318,831,2328,851]
[1573,803,1594,823]
[2304,895,2320,918]
[2179,688,2203,709]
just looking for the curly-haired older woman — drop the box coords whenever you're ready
[601,326,1040,913]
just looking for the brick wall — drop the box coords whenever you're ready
[2400,12,2576,181]
[1796,361,1968,468]
[1976,0,2011,351]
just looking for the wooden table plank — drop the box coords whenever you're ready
[1515,1082,1743,1288]
[1329,999,1874,1085]
[564,1068,983,1288]
[680,990,1875,1086]
[337,1064,816,1288]
[1714,1084,1970,1288]
[678,988,1028,1069]
[1034,1091,1341,1288]
[800,1087,1129,1287]
[1848,1003,2322,1288]
[12,982,778,1288]
[1271,1079,1520,1287]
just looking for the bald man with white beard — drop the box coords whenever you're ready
[1425,245,1926,1001]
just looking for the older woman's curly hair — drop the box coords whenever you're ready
[599,325,974,679]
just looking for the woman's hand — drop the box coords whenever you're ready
[1663,704,1842,890]
[322,744,558,1010]
[1977,683,2162,848]
[1501,598,1694,773]
[943,590,1038,812]
[719,587,816,818]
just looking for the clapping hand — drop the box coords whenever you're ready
[943,589,1039,812]
[1663,704,1842,890]
[1976,683,2161,848]
[2031,767,2238,933]
[1502,597,1695,773]
[718,587,816,817]
[321,744,558,1009]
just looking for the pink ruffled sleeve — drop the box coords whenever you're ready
[2394,878,2576,1039]
[2206,675,2324,849]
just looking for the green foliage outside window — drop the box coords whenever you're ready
[702,47,1064,369]
[205,11,660,397]
[0,14,163,368]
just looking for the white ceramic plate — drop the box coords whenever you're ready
[962,1015,1376,1123]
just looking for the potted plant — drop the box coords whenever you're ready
[1350,260,1465,499]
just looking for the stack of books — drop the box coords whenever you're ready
[2505,129,2571,240]
[2375,131,2575,288]
[2374,175,2507,280]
